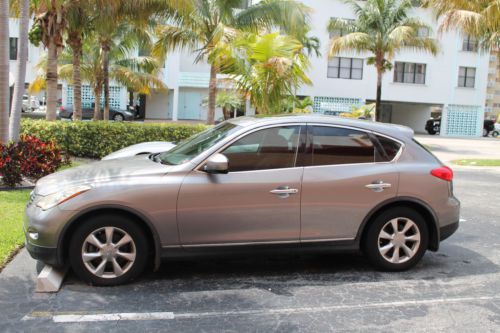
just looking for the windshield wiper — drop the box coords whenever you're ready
[149,153,162,163]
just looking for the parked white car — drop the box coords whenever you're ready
[102,141,176,160]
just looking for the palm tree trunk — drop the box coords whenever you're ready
[45,41,59,121]
[375,66,383,122]
[0,0,9,143]
[69,35,83,121]
[102,44,110,122]
[9,0,29,142]
[207,64,217,125]
[93,86,102,120]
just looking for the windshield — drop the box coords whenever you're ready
[159,122,241,165]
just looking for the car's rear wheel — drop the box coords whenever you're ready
[113,114,124,121]
[363,207,428,271]
[69,215,148,286]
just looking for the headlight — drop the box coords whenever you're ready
[36,185,91,211]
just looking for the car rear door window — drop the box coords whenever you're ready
[310,126,375,166]
[223,126,301,172]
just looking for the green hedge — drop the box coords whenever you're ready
[20,119,208,159]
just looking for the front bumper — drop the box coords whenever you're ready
[25,237,61,267]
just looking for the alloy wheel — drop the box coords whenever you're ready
[81,227,136,279]
[378,218,421,264]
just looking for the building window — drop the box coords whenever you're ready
[327,57,363,80]
[458,67,476,88]
[394,62,426,84]
[9,38,18,60]
[462,35,478,52]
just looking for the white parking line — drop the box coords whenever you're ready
[22,295,500,323]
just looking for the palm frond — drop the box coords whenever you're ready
[328,32,373,57]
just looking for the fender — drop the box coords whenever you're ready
[354,196,440,251]
[57,204,163,271]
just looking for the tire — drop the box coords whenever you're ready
[493,131,499,138]
[113,114,124,122]
[427,129,436,135]
[363,207,429,271]
[69,214,148,286]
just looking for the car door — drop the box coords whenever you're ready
[177,124,305,246]
[82,108,93,119]
[300,125,401,241]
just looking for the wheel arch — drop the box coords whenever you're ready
[357,197,440,251]
[57,205,162,270]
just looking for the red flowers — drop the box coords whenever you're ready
[0,136,63,187]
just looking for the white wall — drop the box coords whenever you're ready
[391,103,433,134]
[146,90,173,120]
[8,18,44,85]
[298,0,489,109]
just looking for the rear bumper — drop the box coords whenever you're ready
[440,221,459,242]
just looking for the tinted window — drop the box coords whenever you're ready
[223,126,301,172]
[311,127,374,166]
[374,135,402,162]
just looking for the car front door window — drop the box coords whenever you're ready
[222,126,301,172]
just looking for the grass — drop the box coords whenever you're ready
[0,190,31,270]
[451,159,500,167]
[0,161,84,270]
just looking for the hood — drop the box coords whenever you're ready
[36,155,169,196]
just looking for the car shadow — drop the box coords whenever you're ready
[62,242,498,296]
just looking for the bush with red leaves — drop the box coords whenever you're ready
[0,135,63,187]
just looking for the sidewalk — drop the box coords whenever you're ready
[415,135,500,163]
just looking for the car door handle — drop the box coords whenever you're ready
[270,186,299,197]
[365,182,392,192]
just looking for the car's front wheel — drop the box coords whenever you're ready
[69,215,148,286]
[363,207,428,271]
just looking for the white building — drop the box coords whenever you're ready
[9,1,486,136]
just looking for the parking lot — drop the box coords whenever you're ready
[1,137,500,332]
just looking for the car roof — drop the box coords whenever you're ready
[227,115,414,142]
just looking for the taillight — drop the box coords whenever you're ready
[431,166,453,181]
[59,106,65,111]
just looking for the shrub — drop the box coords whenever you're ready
[18,135,63,181]
[0,135,63,187]
[0,144,23,187]
[20,119,208,159]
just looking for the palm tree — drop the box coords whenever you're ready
[65,0,91,121]
[153,0,311,124]
[9,0,30,141]
[203,90,243,120]
[422,0,499,50]
[0,0,9,143]
[88,0,189,121]
[219,32,312,114]
[31,33,167,119]
[28,0,67,121]
[327,0,438,121]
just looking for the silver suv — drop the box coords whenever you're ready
[25,115,460,286]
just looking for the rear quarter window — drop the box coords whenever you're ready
[374,135,402,162]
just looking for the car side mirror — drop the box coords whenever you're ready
[204,153,229,174]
